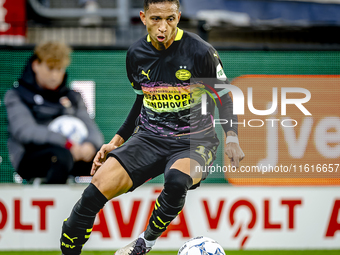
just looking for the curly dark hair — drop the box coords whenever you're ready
[144,0,180,11]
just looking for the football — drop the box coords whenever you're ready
[178,236,226,255]
[48,115,89,144]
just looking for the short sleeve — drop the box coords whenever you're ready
[126,49,144,95]
[201,47,231,99]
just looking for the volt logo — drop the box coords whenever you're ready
[201,84,312,116]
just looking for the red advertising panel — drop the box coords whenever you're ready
[0,0,26,44]
[0,186,340,250]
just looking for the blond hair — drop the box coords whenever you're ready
[34,41,72,68]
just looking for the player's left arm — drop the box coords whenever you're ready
[204,48,245,167]
[218,93,245,168]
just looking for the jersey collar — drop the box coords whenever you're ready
[147,28,184,42]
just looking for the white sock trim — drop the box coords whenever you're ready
[139,232,156,248]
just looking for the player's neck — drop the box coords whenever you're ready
[151,28,178,51]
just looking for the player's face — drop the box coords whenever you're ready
[140,2,181,50]
[32,60,66,90]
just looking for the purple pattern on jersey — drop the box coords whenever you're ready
[138,82,214,137]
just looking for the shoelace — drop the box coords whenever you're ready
[129,239,149,255]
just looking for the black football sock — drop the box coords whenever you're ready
[144,169,193,241]
[60,183,108,255]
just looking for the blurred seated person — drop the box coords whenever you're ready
[38,0,102,26]
[5,41,104,184]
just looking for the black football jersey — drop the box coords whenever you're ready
[126,28,230,137]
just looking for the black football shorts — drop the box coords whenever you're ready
[107,127,219,191]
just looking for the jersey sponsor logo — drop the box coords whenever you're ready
[141,69,151,80]
[175,69,192,81]
[213,51,218,58]
[216,64,227,81]
[142,84,204,113]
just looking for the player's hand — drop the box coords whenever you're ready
[225,142,245,168]
[91,143,118,175]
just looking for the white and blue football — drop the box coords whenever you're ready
[178,236,226,255]
[48,115,88,144]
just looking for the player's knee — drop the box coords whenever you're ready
[90,172,113,191]
[76,183,108,215]
[91,158,133,198]
[164,169,193,198]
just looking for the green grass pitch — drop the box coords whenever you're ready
[0,251,340,255]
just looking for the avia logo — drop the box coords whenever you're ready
[201,84,311,116]
[141,70,151,80]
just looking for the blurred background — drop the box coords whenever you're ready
[0,0,340,252]
[1,0,339,183]
[2,0,340,47]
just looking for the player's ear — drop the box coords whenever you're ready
[178,11,181,22]
[31,59,40,73]
[140,11,146,25]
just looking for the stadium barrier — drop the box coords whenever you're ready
[0,184,339,250]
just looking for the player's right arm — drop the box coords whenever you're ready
[91,134,124,175]
[91,48,144,175]
[91,94,144,175]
